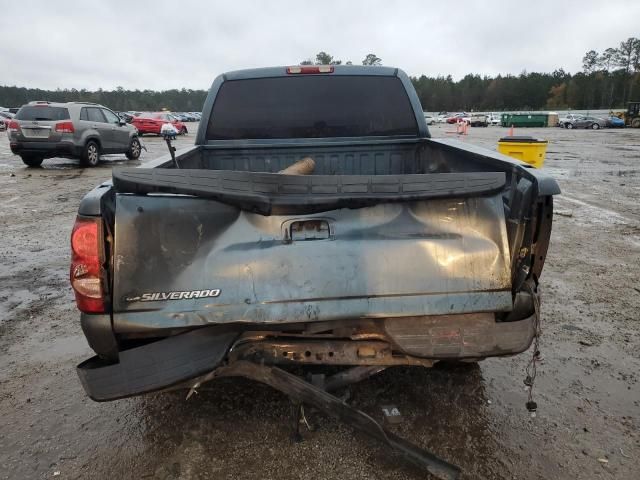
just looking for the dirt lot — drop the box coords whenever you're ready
[0,124,639,480]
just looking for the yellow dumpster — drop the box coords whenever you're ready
[497,136,548,168]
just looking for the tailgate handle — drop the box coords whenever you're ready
[286,219,331,242]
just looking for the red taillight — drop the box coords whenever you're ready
[70,216,106,313]
[8,120,20,132]
[286,65,334,74]
[55,121,75,133]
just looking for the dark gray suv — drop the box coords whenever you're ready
[8,101,142,167]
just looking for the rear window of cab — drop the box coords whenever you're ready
[206,75,418,140]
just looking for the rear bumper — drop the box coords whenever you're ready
[10,141,79,158]
[77,329,238,401]
[78,313,536,401]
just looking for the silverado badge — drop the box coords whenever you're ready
[124,289,221,302]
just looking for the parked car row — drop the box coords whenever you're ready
[118,110,201,123]
[424,112,502,126]
[172,112,201,122]
[558,114,625,129]
[423,111,626,129]
[112,110,201,135]
[130,112,189,136]
[116,110,201,123]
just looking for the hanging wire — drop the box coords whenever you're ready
[523,281,541,412]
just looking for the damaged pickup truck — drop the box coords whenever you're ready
[72,65,559,478]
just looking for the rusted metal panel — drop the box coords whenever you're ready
[384,313,536,357]
[229,339,435,366]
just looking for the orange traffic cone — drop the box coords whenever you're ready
[508,124,514,136]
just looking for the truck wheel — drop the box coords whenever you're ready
[591,123,600,130]
[81,140,100,167]
[20,154,44,167]
[632,118,640,128]
[126,137,142,160]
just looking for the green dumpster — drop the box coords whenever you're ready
[501,113,549,127]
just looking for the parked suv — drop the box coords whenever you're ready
[7,101,142,167]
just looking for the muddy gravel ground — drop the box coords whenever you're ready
[0,124,639,480]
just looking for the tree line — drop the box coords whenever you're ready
[0,86,207,113]
[1,39,638,112]
[413,37,640,112]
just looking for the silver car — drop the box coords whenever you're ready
[8,101,141,167]
[570,116,607,130]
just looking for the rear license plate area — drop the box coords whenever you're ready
[22,128,50,138]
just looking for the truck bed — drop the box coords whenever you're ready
[136,137,547,177]
[101,137,556,339]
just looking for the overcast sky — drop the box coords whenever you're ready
[1,0,638,91]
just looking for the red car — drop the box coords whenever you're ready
[131,112,188,136]
[0,111,14,131]
[446,113,469,124]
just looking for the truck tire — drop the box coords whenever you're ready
[81,140,101,167]
[20,154,44,167]
[632,118,640,128]
[126,137,142,160]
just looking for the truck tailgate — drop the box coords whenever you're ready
[111,193,512,333]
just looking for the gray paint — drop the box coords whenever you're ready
[112,193,512,332]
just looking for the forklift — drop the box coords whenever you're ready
[624,102,640,128]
